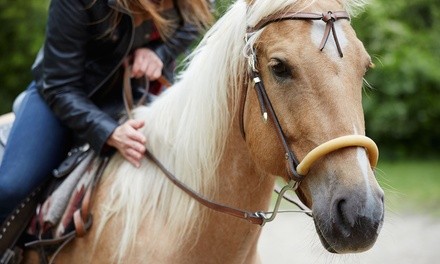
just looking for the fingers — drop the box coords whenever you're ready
[106,120,147,168]
[131,48,163,80]
[126,119,145,137]
[145,62,162,80]
[123,144,145,168]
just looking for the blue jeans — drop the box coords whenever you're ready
[0,83,72,223]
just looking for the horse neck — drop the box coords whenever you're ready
[217,118,275,214]
[182,112,276,262]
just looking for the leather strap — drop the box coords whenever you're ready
[248,11,350,57]
[144,149,264,225]
[25,215,92,264]
[123,66,150,120]
[122,66,172,119]
[250,72,303,182]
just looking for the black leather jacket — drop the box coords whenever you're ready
[32,0,201,153]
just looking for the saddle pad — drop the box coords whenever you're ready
[34,151,102,238]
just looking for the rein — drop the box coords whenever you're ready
[123,10,379,226]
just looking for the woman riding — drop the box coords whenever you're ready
[0,0,213,230]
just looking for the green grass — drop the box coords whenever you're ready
[376,160,440,216]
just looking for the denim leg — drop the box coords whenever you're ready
[0,83,72,223]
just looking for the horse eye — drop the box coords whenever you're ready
[269,59,292,79]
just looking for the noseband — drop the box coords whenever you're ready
[240,11,378,191]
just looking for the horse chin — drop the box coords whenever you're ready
[312,212,383,254]
[314,220,337,253]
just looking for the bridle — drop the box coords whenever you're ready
[140,10,379,226]
[239,10,378,190]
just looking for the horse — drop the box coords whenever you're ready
[17,0,384,262]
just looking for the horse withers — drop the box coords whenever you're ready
[8,0,384,263]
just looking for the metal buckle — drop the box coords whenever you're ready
[256,180,300,226]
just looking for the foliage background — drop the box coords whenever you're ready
[0,0,439,159]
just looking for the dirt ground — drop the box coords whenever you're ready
[258,212,440,264]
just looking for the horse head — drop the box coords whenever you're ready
[241,0,384,253]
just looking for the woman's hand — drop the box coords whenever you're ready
[107,119,146,168]
[131,48,164,80]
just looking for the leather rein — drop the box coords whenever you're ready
[125,10,379,226]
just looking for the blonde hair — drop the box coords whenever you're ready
[106,0,213,40]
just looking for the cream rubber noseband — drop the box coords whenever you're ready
[296,135,379,176]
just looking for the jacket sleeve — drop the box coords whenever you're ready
[40,0,118,154]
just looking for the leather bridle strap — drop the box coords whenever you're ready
[144,149,265,225]
[122,66,171,119]
[241,10,372,185]
[251,72,303,182]
[248,11,350,57]
[123,66,150,120]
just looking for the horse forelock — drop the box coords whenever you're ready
[93,0,370,262]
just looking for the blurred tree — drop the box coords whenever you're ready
[0,0,48,114]
[352,0,440,158]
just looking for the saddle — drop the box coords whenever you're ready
[0,121,109,264]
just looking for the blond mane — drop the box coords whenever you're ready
[95,0,368,262]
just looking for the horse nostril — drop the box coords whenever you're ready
[334,198,354,237]
[332,194,384,237]
[336,199,346,222]
[324,191,384,252]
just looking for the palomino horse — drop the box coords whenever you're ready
[22,0,384,263]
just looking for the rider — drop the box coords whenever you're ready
[0,0,213,227]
